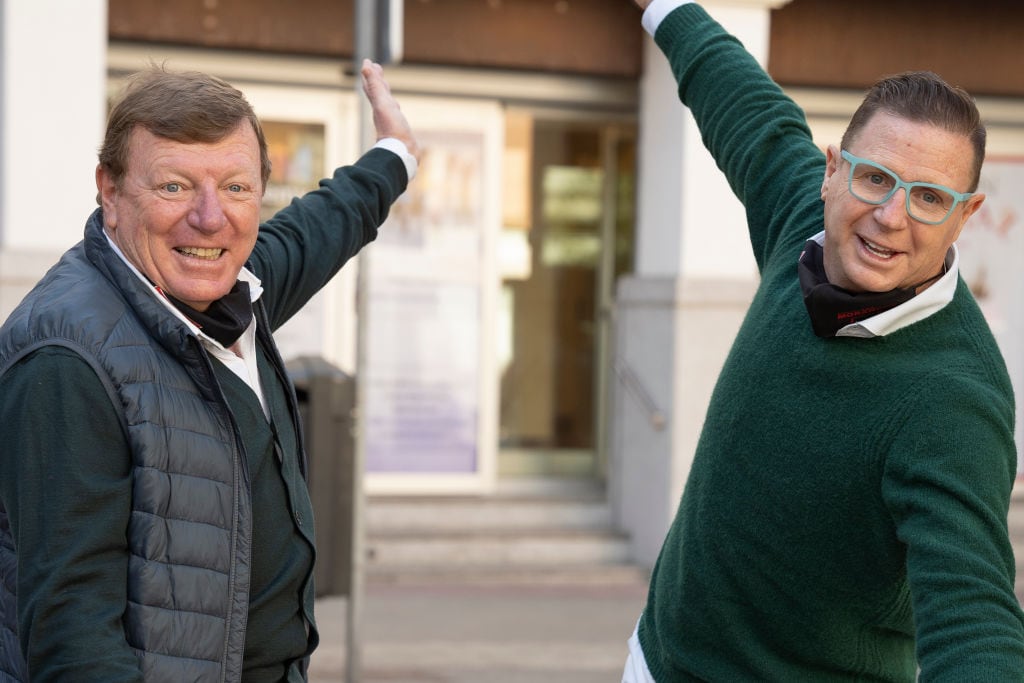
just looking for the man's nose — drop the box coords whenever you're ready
[874,188,910,228]
[188,184,228,232]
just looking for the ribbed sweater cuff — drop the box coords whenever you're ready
[652,1,712,54]
[642,0,695,36]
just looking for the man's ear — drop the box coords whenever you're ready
[95,165,117,229]
[949,192,986,243]
[821,145,840,202]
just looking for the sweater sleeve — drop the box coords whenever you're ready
[882,370,1024,680]
[651,3,826,270]
[0,347,143,681]
[248,146,409,331]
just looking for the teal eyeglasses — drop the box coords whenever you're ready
[841,150,973,225]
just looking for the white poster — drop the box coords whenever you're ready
[363,99,502,493]
[956,156,1024,470]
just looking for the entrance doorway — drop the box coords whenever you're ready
[498,112,636,479]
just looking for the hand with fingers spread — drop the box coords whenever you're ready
[360,58,421,163]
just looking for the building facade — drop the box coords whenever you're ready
[2,0,1022,567]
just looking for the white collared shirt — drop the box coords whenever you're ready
[802,231,960,338]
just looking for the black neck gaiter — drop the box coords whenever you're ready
[797,240,917,338]
[164,280,254,348]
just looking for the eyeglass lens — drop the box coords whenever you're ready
[849,161,955,224]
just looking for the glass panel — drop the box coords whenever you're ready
[364,130,487,474]
[255,120,330,360]
[260,120,326,222]
[498,115,636,461]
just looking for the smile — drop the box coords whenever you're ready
[860,237,897,260]
[176,246,223,260]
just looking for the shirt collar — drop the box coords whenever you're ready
[103,228,264,346]
[803,231,959,339]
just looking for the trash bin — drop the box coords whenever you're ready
[287,355,356,598]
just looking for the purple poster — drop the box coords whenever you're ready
[364,130,486,473]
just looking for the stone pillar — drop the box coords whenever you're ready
[610,0,791,568]
[0,1,107,318]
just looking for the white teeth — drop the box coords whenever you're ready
[862,239,894,258]
[177,247,222,260]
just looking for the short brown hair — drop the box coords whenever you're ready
[99,65,271,192]
[841,71,986,192]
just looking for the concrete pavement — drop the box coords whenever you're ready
[309,572,649,683]
[309,481,1024,682]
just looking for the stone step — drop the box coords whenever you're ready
[363,478,637,581]
[366,496,613,534]
[366,528,631,570]
[367,562,651,587]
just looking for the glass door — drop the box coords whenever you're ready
[498,113,636,479]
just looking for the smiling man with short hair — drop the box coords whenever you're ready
[621,1,1024,681]
[0,60,418,681]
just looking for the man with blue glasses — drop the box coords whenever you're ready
[622,1,1024,682]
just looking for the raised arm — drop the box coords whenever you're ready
[250,62,415,328]
[631,0,825,268]
[361,58,421,163]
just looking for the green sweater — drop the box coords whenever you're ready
[637,5,1024,682]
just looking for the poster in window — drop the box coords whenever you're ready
[363,128,493,478]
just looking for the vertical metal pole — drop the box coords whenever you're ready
[349,3,376,682]
[595,126,621,479]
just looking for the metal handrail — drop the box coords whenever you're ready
[613,358,666,430]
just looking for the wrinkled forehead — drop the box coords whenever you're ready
[124,123,262,176]
[846,112,978,189]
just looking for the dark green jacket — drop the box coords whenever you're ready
[0,148,406,682]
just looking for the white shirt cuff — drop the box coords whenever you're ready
[642,0,695,36]
[372,137,418,182]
